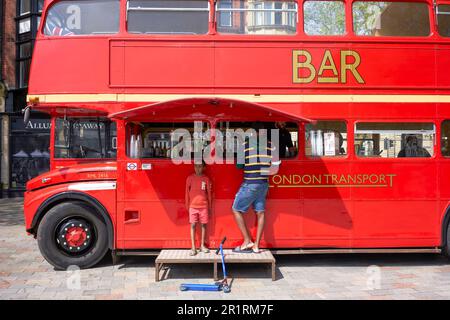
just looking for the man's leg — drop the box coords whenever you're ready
[233,210,253,248]
[254,211,265,252]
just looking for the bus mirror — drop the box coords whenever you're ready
[23,106,31,125]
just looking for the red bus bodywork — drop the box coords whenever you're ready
[23,0,450,253]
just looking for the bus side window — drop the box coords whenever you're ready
[353,1,430,37]
[127,0,209,35]
[216,0,298,35]
[305,121,347,157]
[127,122,210,160]
[437,5,450,38]
[354,122,435,158]
[304,1,346,36]
[44,0,120,36]
[441,120,450,157]
[54,118,117,159]
[215,122,299,160]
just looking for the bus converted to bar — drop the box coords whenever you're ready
[23,0,450,269]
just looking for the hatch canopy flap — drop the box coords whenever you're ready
[108,97,315,123]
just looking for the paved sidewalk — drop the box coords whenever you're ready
[1,197,450,300]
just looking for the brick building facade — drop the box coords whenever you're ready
[1,0,48,198]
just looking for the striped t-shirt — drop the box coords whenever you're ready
[240,139,275,184]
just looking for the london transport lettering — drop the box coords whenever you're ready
[270,174,396,188]
[293,49,365,84]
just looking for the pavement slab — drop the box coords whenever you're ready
[1,197,449,300]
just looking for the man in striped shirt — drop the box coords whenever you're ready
[232,122,280,254]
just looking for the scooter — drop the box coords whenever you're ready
[180,237,231,293]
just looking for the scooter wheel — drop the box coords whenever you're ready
[180,285,188,291]
[223,285,231,293]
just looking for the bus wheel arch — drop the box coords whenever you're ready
[31,192,114,251]
[441,205,450,257]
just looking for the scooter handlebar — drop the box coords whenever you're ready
[215,237,227,254]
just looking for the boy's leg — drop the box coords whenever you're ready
[190,223,197,250]
[201,224,209,251]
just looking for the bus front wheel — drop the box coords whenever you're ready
[37,201,109,270]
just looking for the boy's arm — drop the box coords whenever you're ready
[207,178,213,213]
[185,177,190,209]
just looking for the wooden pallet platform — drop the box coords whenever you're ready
[155,249,276,282]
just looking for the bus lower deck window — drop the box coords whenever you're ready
[44,0,120,36]
[438,5,450,38]
[441,121,450,157]
[127,122,210,160]
[216,122,299,159]
[54,118,117,159]
[355,122,435,158]
[353,2,430,37]
[305,121,347,157]
[216,0,297,35]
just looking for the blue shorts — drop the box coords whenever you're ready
[232,182,269,214]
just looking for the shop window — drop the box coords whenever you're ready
[10,116,50,189]
[305,121,347,157]
[127,122,210,160]
[437,5,450,37]
[54,118,117,159]
[44,0,120,36]
[216,0,297,35]
[216,122,299,160]
[355,122,435,158]
[304,1,345,35]
[127,0,209,35]
[353,1,430,37]
[441,120,450,156]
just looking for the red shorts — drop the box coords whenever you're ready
[189,207,209,224]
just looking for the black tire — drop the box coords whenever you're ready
[444,221,450,258]
[37,201,109,270]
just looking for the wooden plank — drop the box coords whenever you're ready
[156,249,275,263]
[155,249,276,282]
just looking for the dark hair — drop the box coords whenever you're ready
[252,122,265,131]
[194,160,206,166]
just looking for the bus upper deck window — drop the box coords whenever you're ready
[216,0,297,35]
[355,122,435,158]
[127,0,209,35]
[305,121,347,157]
[353,2,430,37]
[303,1,345,36]
[44,0,120,36]
[437,5,450,37]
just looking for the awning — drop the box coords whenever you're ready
[108,97,315,123]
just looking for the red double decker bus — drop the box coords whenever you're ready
[23,0,450,269]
